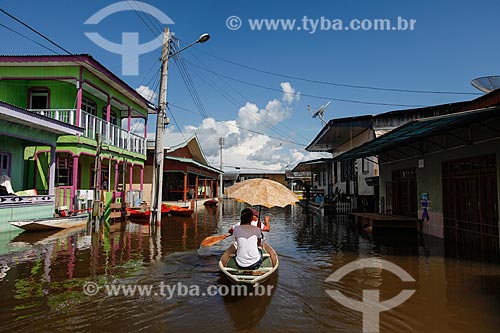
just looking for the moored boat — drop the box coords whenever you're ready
[127,204,170,222]
[219,242,279,286]
[203,199,218,206]
[169,205,194,217]
[9,214,89,232]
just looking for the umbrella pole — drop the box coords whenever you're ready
[258,205,261,223]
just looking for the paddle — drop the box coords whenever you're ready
[200,233,231,247]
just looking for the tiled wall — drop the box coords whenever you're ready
[418,209,444,238]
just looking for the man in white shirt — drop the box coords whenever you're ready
[232,208,264,269]
[228,208,270,233]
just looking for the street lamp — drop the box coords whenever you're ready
[150,28,210,223]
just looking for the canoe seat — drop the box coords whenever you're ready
[262,253,270,258]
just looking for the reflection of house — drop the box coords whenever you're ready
[139,134,222,203]
[0,55,153,212]
[337,106,500,258]
[0,101,83,232]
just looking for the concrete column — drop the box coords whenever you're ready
[48,145,56,196]
[183,173,188,201]
[140,166,144,191]
[129,163,133,190]
[72,155,79,203]
[114,162,119,191]
[195,175,199,199]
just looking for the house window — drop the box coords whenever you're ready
[103,107,117,125]
[0,152,11,176]
[29,88,49,109]
[362,158,370,174]
[82,97,97,116]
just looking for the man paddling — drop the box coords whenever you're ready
[228,208,270,234]
[232,208,264,270]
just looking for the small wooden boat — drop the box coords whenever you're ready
[169,205,194,217]
[203,199,218,206]
[219,242,279,286]
[127,204,170,222]
[10,214,89,232]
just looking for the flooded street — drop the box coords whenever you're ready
[1,200,499,332]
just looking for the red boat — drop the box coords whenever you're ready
[169,205,194,217]
[127,204,171,223]
[203,199,218,206]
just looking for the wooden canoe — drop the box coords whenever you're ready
[127,204,171,223]
[169,206,194,217]
[219,242,279,287]
[203,199,218,206]
[10,214,89,232]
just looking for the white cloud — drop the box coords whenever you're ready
[135,85,157,103]
[280,82,300,104]
[152,83,327,173]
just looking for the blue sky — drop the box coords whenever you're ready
[2,0,500,171]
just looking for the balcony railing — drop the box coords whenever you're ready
[28,109,146,155]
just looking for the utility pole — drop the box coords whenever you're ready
[218,137,224,200]
[151,27,171,224]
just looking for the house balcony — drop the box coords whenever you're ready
[28,109,146,155]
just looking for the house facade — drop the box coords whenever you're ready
[0,55,153,213]
[0,101,83,232]
[338,106,500,258]
[299,91,500,213]
[139,134,222,203]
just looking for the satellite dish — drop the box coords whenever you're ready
[471,76,500,93]
[308,101,331,127]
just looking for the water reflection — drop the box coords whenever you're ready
[0,202,499,332]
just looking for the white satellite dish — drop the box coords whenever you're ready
[471,76,500,93]
[308,101,331,127]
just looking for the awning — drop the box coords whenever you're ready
[336,106,500,162]
[292,158,335,172]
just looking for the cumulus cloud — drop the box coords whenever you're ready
[135,85,157,103]
[154,82,327,173]
[281,82,300,103]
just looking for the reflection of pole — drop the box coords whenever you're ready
[151,27,171,224]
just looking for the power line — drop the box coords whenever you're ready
[184,59,424,107]
[0,8,73,55]
[168,103,308,147]
[0,23,60,54]
[190,47,481,96]
[180,44,312,143]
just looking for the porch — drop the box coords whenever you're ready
[29,108,146,154]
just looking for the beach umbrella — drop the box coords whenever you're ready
[225,178,298,208]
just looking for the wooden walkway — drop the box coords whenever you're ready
[350,213,420,231]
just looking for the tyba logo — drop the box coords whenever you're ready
[84,1,174,76]
[325,258,416,333]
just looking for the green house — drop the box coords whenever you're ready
[0,55,154,228]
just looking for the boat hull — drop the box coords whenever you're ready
[219,242,279,287]
[10,214,89,232]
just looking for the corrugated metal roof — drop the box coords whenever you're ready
[336,107,500,161]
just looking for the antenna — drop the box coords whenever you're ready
[310,101,331,127]
[471,76,500,93]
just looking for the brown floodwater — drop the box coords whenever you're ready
[0,199,499,332]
